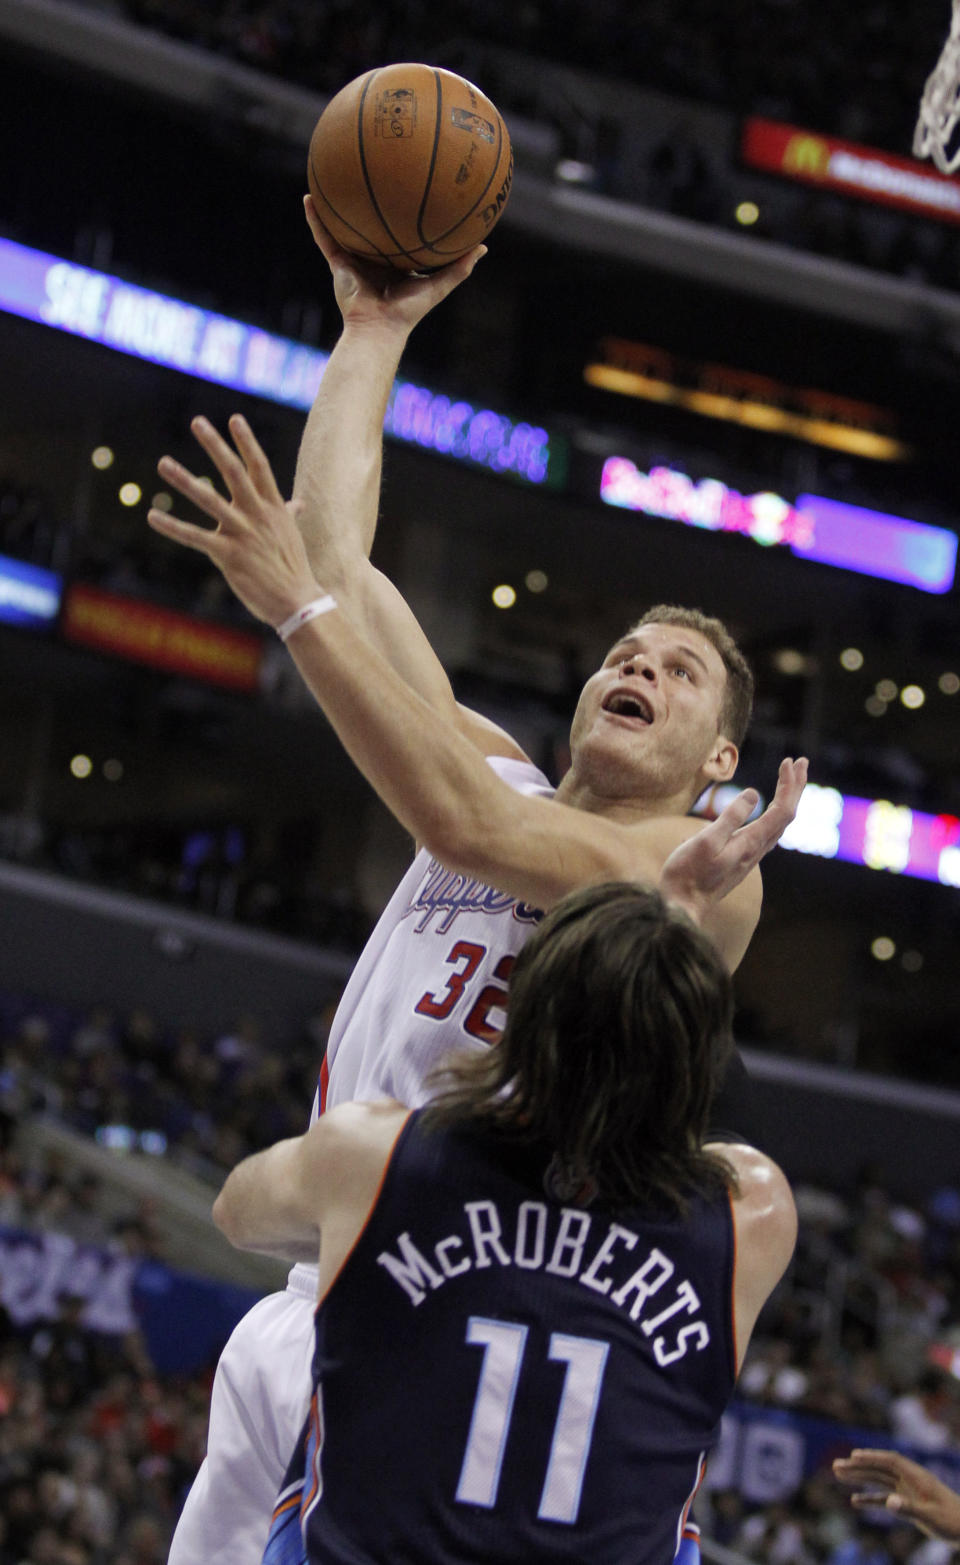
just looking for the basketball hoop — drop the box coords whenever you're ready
[914,0,960,173]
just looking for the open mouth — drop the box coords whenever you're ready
[602,690,654,724]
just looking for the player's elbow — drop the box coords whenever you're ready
[211,1186,243,1248]
[417,795,496,877]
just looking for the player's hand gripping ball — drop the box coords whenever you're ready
[307,63,513,273]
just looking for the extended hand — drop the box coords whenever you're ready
[304,196,485,335]
[833,1448,960,1543]
[147,415,321,629]
[659,757,808,925]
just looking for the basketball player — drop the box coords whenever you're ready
[156,225,806,1564]
[212,879,798,1565]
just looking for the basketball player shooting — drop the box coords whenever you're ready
[211,880,797,1565]
[153,214,806,1565]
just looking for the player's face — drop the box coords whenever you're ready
[567,622,738,801]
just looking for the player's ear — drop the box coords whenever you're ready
[703,737,739,784]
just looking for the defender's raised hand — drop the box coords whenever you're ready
[148,414,321,630]
[660,757,808,927]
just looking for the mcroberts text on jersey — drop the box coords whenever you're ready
[377,1196,712,1367]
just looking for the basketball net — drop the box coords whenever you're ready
[914,0,960,172]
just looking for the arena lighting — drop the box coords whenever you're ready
[584,347,909,463]
[0,553,61,629]
[599,457,958,593]
[695,782,960,884]
[777,782,960,885]
[0,237,560,489]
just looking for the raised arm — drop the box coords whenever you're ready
[147,414,806,967]
[293,206,521,758]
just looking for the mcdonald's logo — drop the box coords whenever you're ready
[783,134,830,176]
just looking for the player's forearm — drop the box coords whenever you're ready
[284,604,619,902]
[293,321,408,575]
[213,1140,320,1261]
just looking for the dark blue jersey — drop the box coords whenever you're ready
[265,1112,737,1565]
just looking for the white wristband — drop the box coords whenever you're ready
[275,594,338,643]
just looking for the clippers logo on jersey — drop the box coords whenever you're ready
[377,1198,712,1367]
[404,857,542,934]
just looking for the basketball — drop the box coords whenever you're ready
[307,64,513,273]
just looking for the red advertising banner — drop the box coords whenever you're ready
[62,584,262,691]
[742,116,960,225]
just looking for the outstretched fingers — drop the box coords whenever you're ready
[708,787,760,847]
[146,499,222,559]
[733,757,807,857]
[227,413,285,503]
[153,449,233,532]
[186,414,268,510]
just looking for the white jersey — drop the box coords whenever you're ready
[320,755,553,1115]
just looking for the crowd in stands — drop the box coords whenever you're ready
[0,990,341,1191]
[0,1295,212,1564]
[116,0,940,156]
[102,0,960,291]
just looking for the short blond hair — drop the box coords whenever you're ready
[632,604,754,747]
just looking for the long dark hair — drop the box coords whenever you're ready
[423,882,736,1213]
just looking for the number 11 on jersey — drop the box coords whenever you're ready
[456,1317,610,1525]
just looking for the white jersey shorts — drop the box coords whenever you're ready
[167,1268,316,1565]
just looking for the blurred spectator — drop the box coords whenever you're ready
[890,1370,956,1451]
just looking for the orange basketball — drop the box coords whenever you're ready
[307,64,513,273]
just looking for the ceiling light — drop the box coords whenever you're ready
[875,678,898,702]
[492,584,517,609]
[525,569,548,594]
[900,684,925,709]
[840,647,864,671]
[119,482,142,507]
[871,936,895,961]
[773,648,807,676]
[939,671,959,695]
[864,695,887,716]
[735,201,760,226]
[70,754,93,779]
[555,159,595,184]
[91,446,114,470]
